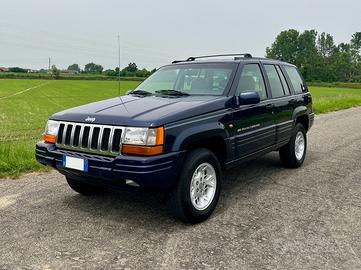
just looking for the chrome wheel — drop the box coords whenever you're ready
[190,162,217,211]
[294,131,305,160]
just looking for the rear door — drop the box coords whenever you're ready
[262,64,294,144]
[231,63,276,159]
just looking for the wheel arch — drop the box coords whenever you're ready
[171,123,230,167]
[292,106,309,132]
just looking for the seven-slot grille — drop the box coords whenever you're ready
[56,122,125,156]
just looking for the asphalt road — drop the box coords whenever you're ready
[1,107,361,270]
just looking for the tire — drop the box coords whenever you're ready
[279,123,307,168]
[66,177,102,196]
[168,148,222,223]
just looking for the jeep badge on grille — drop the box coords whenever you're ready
[85,116,96,123]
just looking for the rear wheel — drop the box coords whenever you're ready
[168,148,222,223]
[279,123,307,168]
[66,177,102,195]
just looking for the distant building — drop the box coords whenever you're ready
[0,67,9,72]
[61,70,79,74]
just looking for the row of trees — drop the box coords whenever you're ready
[266,30,361,82]
[66,62,155,77]
[6,62,154,78]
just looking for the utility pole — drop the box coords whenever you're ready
[48,57,51,72]
[117,34,121,96]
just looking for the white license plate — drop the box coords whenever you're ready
[62,155,88,172]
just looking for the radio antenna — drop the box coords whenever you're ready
[116,34,129,113]
[117,34,121,96]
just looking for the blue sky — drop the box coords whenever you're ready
[0,0,360,70]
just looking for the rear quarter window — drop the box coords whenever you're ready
[284,66,305,94]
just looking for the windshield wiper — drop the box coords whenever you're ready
[128,89,153,96]
[155,89,190,96]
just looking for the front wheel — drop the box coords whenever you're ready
[168,148,222,223]
[279,123,307,168]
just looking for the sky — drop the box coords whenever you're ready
[0,0,360,70]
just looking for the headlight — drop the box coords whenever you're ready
[123,127,148,145]
[45,120,60,136]
[43,120,59,143]
[122,127,164,156]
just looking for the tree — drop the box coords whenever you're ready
[8,67,28,73]
[51,65,60,79]
[67,64,80,72]
[126,62,138,72]
[103,69,117,76]
[266,29,361,82]
[296,30,320,80]
[84,62,103,73]
[135,68,151,77]
[317,32,336,58]
[316,32,337,81]
[266,29,321,80]
[350,32,361,81]
[266,29,300,64]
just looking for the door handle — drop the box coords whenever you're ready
[265,104,275,114]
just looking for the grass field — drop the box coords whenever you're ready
[0,79,139,178]
[310,86,361,113]
[1,79,361,178]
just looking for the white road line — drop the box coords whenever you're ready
[0,81,50,100]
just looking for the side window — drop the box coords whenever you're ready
[181,68,232,93]
[264,65,285,98]
[237,64,267,100]
[276,65,290,95]
[284,66,304,94]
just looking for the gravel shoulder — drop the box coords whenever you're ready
[1,107,361,269]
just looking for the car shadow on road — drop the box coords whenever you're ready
[61,152,291,227]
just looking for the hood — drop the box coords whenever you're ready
[51,95,232,127]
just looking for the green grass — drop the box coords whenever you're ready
[0,79,361,178]
[0,79,140,178]
[309,86,361,114]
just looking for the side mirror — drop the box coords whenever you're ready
[238,90,261,105]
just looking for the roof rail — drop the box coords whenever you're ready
[172,53,252,64]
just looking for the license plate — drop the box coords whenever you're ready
[62,155,88,172]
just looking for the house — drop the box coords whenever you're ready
[61,70,79,74]
[0,67,9,72]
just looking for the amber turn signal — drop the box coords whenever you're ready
[122,145,163,156]
[155,127,164,145]
[43,134,57,144]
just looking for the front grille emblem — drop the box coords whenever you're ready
[85,116,96,123]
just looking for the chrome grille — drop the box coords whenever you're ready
[56,121,125,156]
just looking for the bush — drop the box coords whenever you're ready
[308,81,361,89]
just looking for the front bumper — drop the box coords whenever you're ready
[36,141,185,189]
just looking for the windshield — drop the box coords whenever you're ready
[134,63,236,96]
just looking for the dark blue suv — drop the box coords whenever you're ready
[36,54,314,223]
